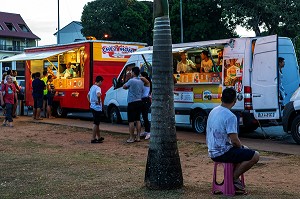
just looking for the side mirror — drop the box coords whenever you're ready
[113,77,118,89]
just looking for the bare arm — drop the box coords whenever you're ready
[229,133,242,148]
[87,94,90,103]
[123,84,129,89]
[140,77,150,87]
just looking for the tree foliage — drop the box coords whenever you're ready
[81,0,151,43]
[221,0,300,38]
[169,0,237,43]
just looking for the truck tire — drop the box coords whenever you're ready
[192,111,207,134]
[291,115,300,144]
[109,106,121,124]
[56,104,68,118]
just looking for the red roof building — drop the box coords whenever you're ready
[0,11,40,78]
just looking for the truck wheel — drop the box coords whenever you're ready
[56,104,68,118]
[291,115,300,144]
[192,111,207,134]
[109,106,121,124]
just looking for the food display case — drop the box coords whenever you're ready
[174,72,221,84]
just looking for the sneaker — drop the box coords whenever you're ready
[140,132,147,137]
[145,133,151,140]
[97,137,104,143]
[234,179,245,191]
[91,139,98,144]
[126,138,135,143]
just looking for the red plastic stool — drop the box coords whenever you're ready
[212,162,245,196]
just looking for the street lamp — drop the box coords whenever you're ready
[180,0,183,43]
[57,0,60,44]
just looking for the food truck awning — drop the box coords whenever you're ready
[0,48,75,62]
[129,47,195,55]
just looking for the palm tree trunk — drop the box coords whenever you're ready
[144,1,183,189]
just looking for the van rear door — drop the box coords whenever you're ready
[251,35,280,119]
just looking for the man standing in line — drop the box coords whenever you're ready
[278,57,286,103]
[206,87,259,191]
[87,75,104,143]
[41,70,48,118]
[123,67,147,143]
[32,72,46,120]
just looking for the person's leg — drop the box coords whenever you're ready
[33,97,37,119]
[129,122,135,139]
[233,151,260,180]
[135,121,141,141]
[142,99,150,133]
[42,96,47,118]
[36,108,41,119]
[6,104,13,127]
[35,97,43,120]
[47,96,54,118]
[127,103,135,143]
[134,101,143,141]
[13,100,17,117]
[92,124,98,140]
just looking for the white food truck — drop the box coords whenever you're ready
[104,35,300,133]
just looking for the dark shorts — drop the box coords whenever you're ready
[33,96,43,109]
[91,108,102,125]
[127,101,143,122]
[43,95,48,100]
[47,95,54,106]
[212,147,255,164]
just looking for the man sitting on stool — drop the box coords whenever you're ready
[206,87,260,190]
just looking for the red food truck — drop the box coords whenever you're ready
[1,40,146,117]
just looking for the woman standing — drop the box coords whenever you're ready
[140,72,152,140]
[1,75,17,127]
[46,75,56,118]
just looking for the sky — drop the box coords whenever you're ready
[1,0,255,46]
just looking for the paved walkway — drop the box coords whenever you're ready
[16,116,300,155]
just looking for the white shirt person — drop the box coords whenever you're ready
[177,52,196,73]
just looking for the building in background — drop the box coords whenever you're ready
[54,21,85,44]
[0,11,40,79]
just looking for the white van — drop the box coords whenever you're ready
[104,35,300,133]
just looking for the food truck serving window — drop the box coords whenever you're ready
[51,47,85,90]
[173,46,224,85]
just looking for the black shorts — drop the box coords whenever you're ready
[33,96,43,109]
[127,101,143,122]
[91,108,102,125]
[43,95,48,100]
[212,147,255,164]
[47,95,54,106]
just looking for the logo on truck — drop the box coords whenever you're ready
[102,45,139,58]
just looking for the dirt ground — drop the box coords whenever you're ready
[1,118,300,198]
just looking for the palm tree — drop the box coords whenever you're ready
[144,0,183,189]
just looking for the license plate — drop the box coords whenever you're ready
[257,112,275,118]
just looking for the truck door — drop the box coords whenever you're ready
[251,35,280,119]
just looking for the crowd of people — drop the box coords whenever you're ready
[0,69,57,127]
[1,70,21,127]
[1,66,260,192]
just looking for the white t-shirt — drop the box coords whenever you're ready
[88,85,102,111]
[201,59,213,72]
[206,105,237,158]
